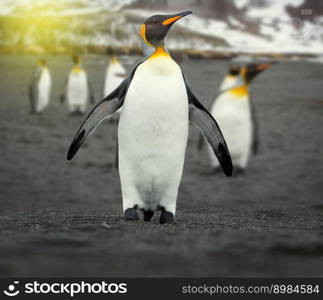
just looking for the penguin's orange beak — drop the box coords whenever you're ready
[162,11,192,26]
[256,62,273,71]
[245,61,276,83]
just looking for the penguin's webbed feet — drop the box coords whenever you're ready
[124,206,175,224]
[124,207,139,221]
[159,207,174,225]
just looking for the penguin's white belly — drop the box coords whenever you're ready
[211,93,252,167]
[67,72,88,106]
[118,57,188,213]
[37,69,51,111]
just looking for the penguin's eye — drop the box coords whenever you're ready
[149,20,160,25]
[145,16,160,25]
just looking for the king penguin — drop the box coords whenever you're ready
[29,59,51,114]
[66,11,232,224]
[207,63,273,175]
[61,55,94,115]
[103,55,127,97]
[103,54,127,123]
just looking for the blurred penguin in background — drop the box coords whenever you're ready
[60,55,94,115]
[103,53,126,97]
[103,52,127,124]
[29,59,51,114]
[202,62,273,175]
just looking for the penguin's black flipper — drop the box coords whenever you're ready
[29,84,37,113]
[250,94,259,155]
[67,61,144,161]
[29,67,41,114]
[114,139,119,170]
[188,102,233,177]
[67,95,122,160]
[183,75,233,177]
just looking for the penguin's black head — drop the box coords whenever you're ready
[106,47,116,58]
[228,65,240,76]
[243,62,274,83]
[141,11,192,48]
[72,55,81,65]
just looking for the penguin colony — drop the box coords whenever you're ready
[204,63,273,175]
[28,11,274,224]
[29,54,124,116]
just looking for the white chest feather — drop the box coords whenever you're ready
[119,56,189,152]
[219,76,236,90]
[67,70,88,105]
[118,55,189,211]
[38,68,51,92]
[37,68,51,110]
[211,89,252,164]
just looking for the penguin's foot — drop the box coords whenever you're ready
[143,210,154,222]
[124,207,139,221]
[159,208,174,225]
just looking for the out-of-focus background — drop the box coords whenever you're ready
[1,0,323,59]
[0,0,323,277]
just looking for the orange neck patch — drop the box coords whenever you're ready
[72,65,82,73]
[149,47,169,59]
[111,56,118,64]
[229,85,249,99]
[226,75,237,80]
